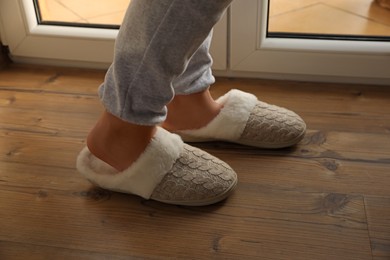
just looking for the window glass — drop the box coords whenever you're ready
[268,0,390,40]
[35,0,131,28]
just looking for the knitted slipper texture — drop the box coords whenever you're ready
[150,144,237,206]
[238,100,306,148]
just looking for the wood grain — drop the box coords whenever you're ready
[0,64,389,259]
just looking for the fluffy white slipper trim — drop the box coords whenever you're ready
[178,89,258,141]
[76,128,184,199]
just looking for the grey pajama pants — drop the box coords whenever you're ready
[98,0,232,125]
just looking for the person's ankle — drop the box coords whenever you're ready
[87,111,156,171]
[162,89,222,131]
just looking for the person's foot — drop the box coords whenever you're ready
[86,111,156,171]
[78,126,238,206]
[161,89,222,132]
[164,89,306,149]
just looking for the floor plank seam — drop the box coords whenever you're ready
[0,87,98,97]
[362,195,376,260]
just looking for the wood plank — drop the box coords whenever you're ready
[0,130,84,169]
[0,106,98,138]
[0,241,130,260]
[0,90,99,113]
[0,89,100,138]
[365,196,390,260]
[0,64,104,95]
[300,130,390,163]
[0,183,372,259]
[0,162,88,192]
[224,155,390,197]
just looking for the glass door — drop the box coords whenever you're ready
[229,0,390,84]
[35,0,128,28]
[268,0,390,39]
[0,0,227,69]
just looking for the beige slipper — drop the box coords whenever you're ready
[175,89,306,148]
[76,128,237,206]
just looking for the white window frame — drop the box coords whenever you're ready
[227,0,390,85]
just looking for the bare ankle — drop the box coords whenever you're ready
[87,111,156,171]
[162,89,222,131]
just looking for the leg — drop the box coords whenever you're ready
[88,0,232,171]
[78,0,237,206]
[163,32,223,131]
[99,0,232,125]
[172,31,215,96]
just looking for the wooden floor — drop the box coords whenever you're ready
[0,64,389,259]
